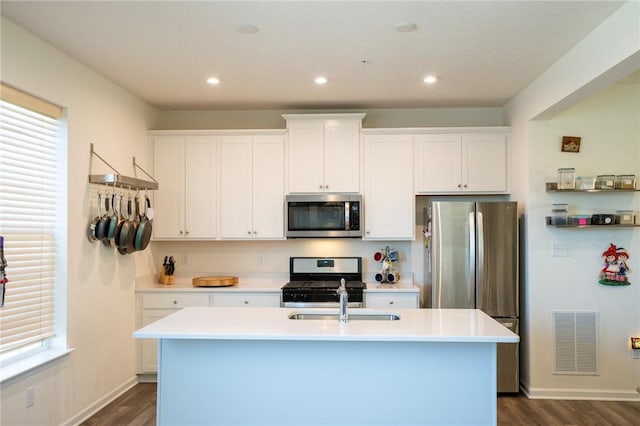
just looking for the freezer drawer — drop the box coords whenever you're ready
[495,318,519,393]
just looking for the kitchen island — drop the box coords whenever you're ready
[133,307,518,426]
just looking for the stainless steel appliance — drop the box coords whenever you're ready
[425,201,519,393]
[282,257,365,307]
[286,194,361,238]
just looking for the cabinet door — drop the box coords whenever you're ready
[288,120,325,193]
[252,136,285,239]
[185,137,217,239]
[220,136,253,239]
[153,136,185,239]
[363,134,414,240]
[140,308,178,373]
[462,133,508,192]
[414,134,462,193]
[323,120,360,193]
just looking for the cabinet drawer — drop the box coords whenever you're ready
[212,292,280,307]
[365,293,419,309]
[142,293,210,309]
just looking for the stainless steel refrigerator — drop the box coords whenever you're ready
[425,201,519,393]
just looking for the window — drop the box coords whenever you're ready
[0,83,65,367]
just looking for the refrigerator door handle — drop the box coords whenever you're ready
[468,211,476,307]
[476,211,484,305]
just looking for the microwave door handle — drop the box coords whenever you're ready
[345,201,350,231]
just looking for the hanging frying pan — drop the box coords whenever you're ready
[134,195,152,251]
[103,192,118,247]
[113,194,126,247]
[87,192,100,243]
[96,192,112,241]
[117,192,136,255]
[124,194,142,254]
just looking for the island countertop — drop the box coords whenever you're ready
[133,306,519,343]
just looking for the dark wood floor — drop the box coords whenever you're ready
[82,383,640,425]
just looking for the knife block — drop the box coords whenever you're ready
[159,268,175,285]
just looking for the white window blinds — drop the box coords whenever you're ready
[0,95,60,356]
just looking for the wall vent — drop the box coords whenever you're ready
[553,311,598,375]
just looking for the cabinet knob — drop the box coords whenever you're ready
[253,231,257,235]
[179,230,184,235]
[185,230,189,234]
[173,300,178,305]
[389,301,394,305]
[247,231,252,235]
[319,185,324,189]
[457,184,462,188]
[463,184,468,188]
[244,300,249,305]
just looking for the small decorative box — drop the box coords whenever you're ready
[615,210,636,225]
[575,176,595,190]
[595,174,615,190]
[614,174,636,190]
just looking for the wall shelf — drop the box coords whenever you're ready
[545,182,638,192]
[545,217,639,228]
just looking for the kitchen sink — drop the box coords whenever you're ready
[288,311,401,321]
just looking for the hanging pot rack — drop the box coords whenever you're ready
[88,143,158,190]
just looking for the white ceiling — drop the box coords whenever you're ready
[0,1,627,111]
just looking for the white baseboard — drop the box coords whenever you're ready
[65,375,139,426]
[521,383,640,401]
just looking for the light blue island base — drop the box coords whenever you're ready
[157,338,497,425]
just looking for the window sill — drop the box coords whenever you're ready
[0,348,74,384]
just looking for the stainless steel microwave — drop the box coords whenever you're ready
[286,194,362,238]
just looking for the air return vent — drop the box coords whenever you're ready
[553,311,598,375]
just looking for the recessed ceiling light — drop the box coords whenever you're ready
[314,76,328,85]
[423,75,438,84]
[206,77,220,85]
[394,22,417,32]
[234,24,258,34]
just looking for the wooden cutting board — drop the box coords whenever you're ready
[192,276,239,287]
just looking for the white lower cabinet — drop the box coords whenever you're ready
[137,290,281,374]
[365,291,419,309]
[137,293,210,374]
[211,292,281,307]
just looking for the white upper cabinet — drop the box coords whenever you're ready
[284,113,365,193]
[153,136,217,239]
[219,135,285,239]
[415,132,509,194]
[363,134,415,240]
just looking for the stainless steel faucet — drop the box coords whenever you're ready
[337,278,348,323]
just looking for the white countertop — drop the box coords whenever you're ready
[135,273,419,293]
[133,307,518,343]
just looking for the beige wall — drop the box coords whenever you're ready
[1,17,159,425]
[506,1,640,399]
[155,106,505,130]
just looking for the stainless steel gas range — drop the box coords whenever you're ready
[281,257,366,308]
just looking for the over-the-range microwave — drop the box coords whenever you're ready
[285,194,362,238]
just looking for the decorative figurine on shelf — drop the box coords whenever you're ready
[599,243,631,286]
